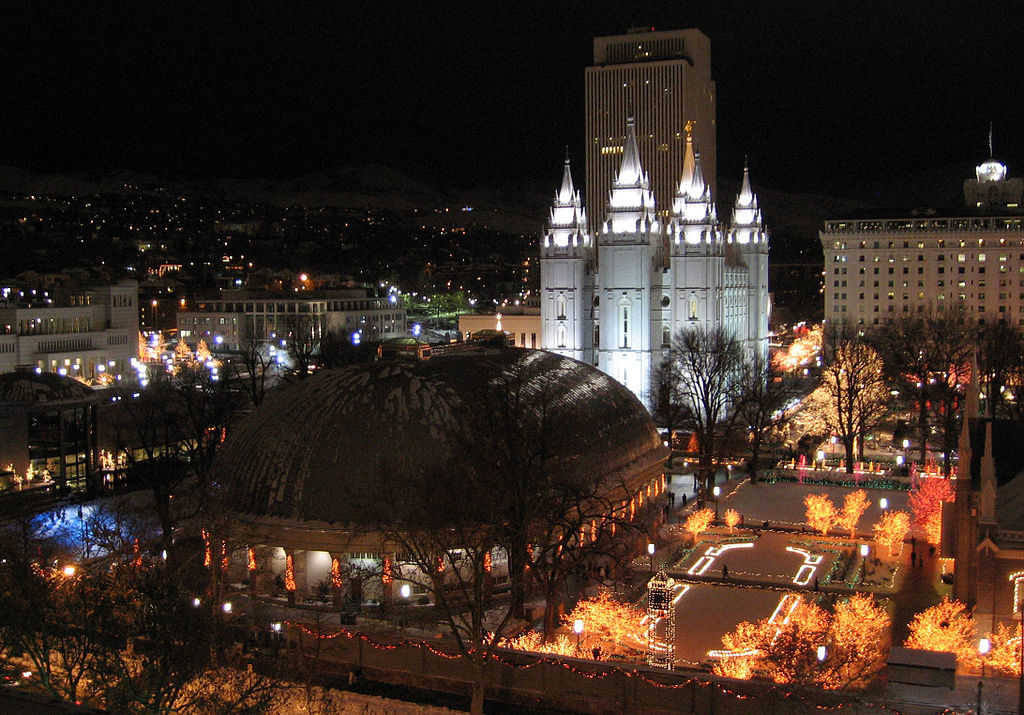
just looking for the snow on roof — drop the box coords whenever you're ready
[214,348,663,526]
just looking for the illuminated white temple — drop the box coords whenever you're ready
[540,121,769,404]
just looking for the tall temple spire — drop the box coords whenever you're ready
[737,157,754,205]
[558,151,575,204]
[678,121,696,195]
[617,115,643,186]
[544,155,588,252]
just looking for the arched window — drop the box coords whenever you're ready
[617,298,631,348]
[689,295,699,320]
[557,324,567,348]
[662,324,671,347]
[556,295,567,320]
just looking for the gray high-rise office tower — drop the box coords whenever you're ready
[585,28,716,222]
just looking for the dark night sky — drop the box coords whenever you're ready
[3,2,1023,200]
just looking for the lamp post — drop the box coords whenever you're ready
[400,583,411,627]
[647,542,655,574]
[713,485,721,519]
[879,497,889,511]
[573,618,584,654]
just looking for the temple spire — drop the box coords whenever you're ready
[558,151,575,204]
[738,157,754,205]
[617,115,643,185]
[678,121,696,195]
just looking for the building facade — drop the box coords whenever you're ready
[177,288,406,351]
[585,28,716,223]
[540,119,769,404]
[0,281,139,381]
[821,158,1024,327]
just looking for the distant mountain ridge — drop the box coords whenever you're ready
[0,161,976,249]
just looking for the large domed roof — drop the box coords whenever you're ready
[0,369,96,405]
[215,349,664,525]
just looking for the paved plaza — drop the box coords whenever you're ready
[652,472,936,672]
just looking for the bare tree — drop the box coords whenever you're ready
[225,337,280,408]
[663,326,745,500]
[871,306,973,470]
[283,314,322,380]
[976,321,1024,419]
[735,350,799,481]
[361,457,511,715]
[471,352,657,635]
[109,367,240,547]
[817,334,889,472]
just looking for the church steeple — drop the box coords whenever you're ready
[730,159,763,236]
[558,149,576,204]
[604,116,656,234]
[543,154,588,254]
[670,125,716,237]
[617,115,644,186]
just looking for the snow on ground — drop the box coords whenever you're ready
[672,584,790,666]
[717,478,912,535]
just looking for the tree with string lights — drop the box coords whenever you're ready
[816,327,890,471]
[713,593,889,688]
[724,508,741,532]
[804,494,837,536]
[684,508,714,542]
[985,621,1023,676]
[836,489,870,540]
[904,597,979,670]
[872,510,910,556]
[908,477,954,544]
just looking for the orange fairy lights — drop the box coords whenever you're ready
[331,557,343,588]
[202,529,211,568]
[836,489,869,539]
[908,476,954,544]
[247,547,257,571]
[683,508,714,539]
[904,597,979,669]
[724,509,740,532]
[284,554,296,592]
[803,494,837,536]
[872,510,911,555]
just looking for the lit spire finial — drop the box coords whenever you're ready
[989,122,994,159]
[684,120,694,140]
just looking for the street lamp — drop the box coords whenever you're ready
[647,542,656,574]
[816,645,827,662]
[879,497,889,510]
[400,583,411,628]
[713,485,721,519]
[573,618,584,653]
[979,637,990,678]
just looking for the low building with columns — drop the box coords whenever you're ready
[211,347,668,606]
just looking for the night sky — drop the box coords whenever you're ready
[3,3,1023,200]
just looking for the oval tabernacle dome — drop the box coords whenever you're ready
[214,348,664,526]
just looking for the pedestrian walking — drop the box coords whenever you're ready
[911,550,917,566]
